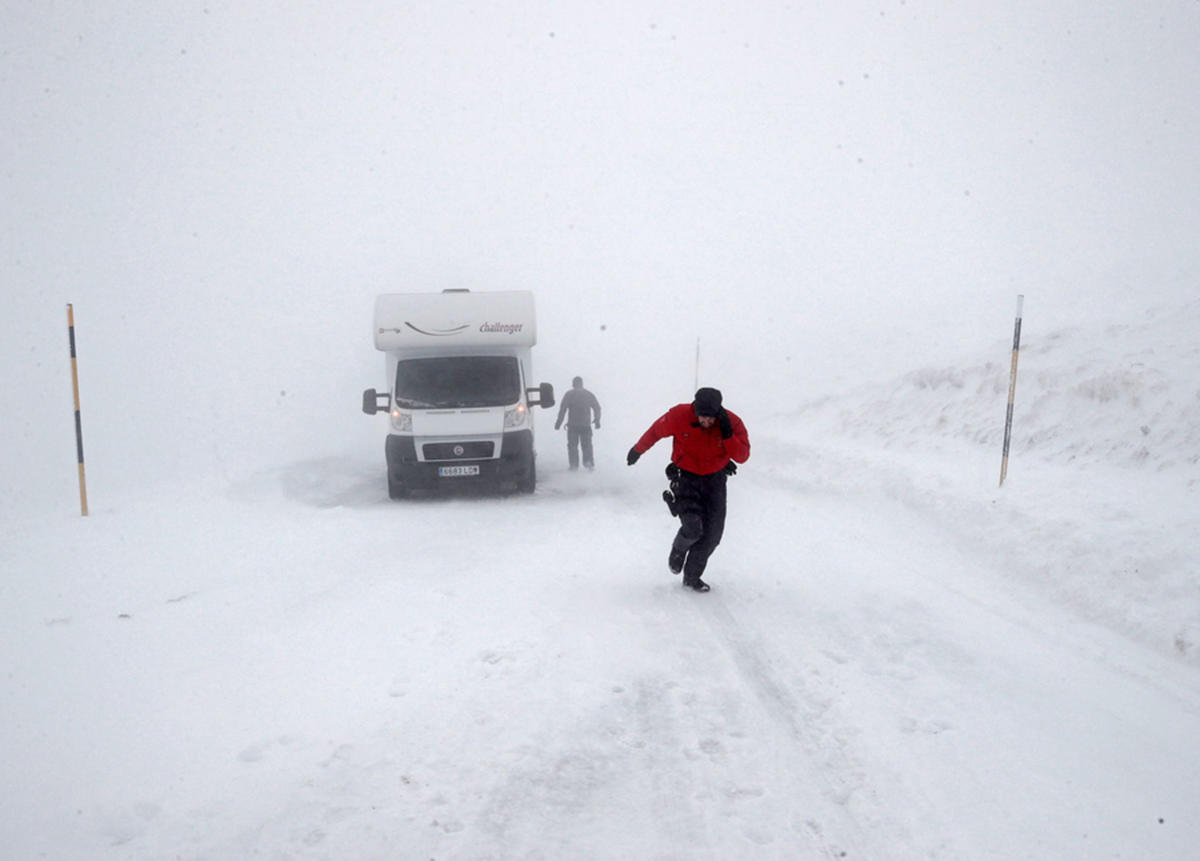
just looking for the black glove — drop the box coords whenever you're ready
[662,489,680,517]
[723,460,738,476]
[554,421,562,430]
[594,420,600,429]
[626,447,641,466]
[717,408,733,440]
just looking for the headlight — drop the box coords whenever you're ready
[504,404,527,428]
[390,409,412,432]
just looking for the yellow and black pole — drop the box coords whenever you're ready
[999,294,1024,487]
[67,304,89,515]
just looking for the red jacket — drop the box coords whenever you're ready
[632,404,750,476]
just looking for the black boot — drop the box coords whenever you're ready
[683,576,710,592]
[668,546,686,574]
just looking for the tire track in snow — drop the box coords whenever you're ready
[695,594,865,858]
[697,587,952,859]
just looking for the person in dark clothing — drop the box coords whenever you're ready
[626,387,750,592]
[554,376,602,470]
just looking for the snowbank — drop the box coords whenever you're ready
[767,298,1200,665]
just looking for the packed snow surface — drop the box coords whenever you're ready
[4,304,1198,859]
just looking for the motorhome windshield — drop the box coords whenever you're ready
[393,356,521,409]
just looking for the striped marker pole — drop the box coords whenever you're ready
[999,294,1024,487]
[67,304,89,516]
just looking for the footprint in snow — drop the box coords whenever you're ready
[238,741,271,763]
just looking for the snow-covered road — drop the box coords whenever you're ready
[5,437,1197,859]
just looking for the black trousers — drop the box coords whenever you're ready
[566,425,594,468]
[671,469,728,580]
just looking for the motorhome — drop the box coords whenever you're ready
[362,290,555,497]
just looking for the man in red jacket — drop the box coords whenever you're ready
[626,387,751,592]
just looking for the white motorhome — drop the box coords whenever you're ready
[362,290,555,498]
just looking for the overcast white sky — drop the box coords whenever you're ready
[4,1,1199,504]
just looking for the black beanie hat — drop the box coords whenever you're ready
[692,387,723,417]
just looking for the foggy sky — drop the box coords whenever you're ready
[4,1,1198,509]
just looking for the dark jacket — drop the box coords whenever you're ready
[555,387,601,428]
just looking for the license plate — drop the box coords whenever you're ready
[438,465,480,477]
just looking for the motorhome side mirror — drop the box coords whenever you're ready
[528,382,555,409]
[362,388,389,415]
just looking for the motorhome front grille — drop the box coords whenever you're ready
[423,441,495,461]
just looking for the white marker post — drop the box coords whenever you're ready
[999,294,1024,487]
